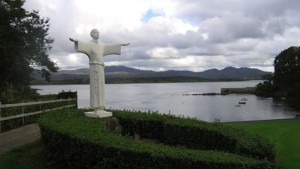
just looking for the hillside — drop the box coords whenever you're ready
[31,66,271,84]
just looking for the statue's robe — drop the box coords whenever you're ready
[74,40,121,109]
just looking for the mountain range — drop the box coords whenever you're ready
[31,66,271,83]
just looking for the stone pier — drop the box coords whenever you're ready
[221,87,256,95]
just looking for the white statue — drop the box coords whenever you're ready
[70,29,129,118]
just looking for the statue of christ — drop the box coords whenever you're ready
[70,29,129,118]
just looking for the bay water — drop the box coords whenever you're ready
[32,80,297,122]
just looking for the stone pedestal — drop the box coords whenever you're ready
[84,109,112,118]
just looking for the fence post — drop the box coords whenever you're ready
[75,92,78,109]
[67,97,69,107]
[22,101,25,125]
[0,101,2,132]
[39,99,42,111]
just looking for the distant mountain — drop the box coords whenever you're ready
[105,66,157,78]
[198,67,269,79]
[105,66,270,79]
[31,65,271,83]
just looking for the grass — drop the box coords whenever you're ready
[227,119,300,169]
[0,119,299,169]
[0,140,56,169]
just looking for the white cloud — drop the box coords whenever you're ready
[72,0,150,31]
[23,0,300,72]
[146,47,180,59]
[149,16,198,35]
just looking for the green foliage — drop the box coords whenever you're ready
[273,46,300,110]
[0,140,58,169]
[113,110,175,140]
[0,0,58,93]
[38,109,275,169]
[0,83,40,104]
[286,83,300,110]
[255,80,277,97]
[114,110,275,162]
[255,46,300,110]
[0,83,19,104]
[56,90,77,99]
[274,46,300,89]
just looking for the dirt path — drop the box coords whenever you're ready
[0,124,40,155]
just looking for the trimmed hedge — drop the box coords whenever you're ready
[113,110,275,162]
[38,109,275,169]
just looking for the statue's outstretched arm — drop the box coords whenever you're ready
[121,43,130,46]
[69,38,78,42]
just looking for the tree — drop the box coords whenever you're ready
[255,74,276,97]
[0,0,58,92]
[273,46,300,90]
[273,46,300,110]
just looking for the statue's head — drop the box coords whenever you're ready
[90,29,99,40]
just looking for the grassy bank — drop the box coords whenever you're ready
[227,119,300,169]
[0,119,299,169]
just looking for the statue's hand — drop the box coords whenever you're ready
[69,38,77,42]
[122,43,130,46]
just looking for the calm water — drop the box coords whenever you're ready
[32,81,298,122]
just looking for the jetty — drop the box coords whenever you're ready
[221,87,256,95]
[183,87,256,96]
[182,93,223,96]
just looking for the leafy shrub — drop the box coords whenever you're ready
[113,110,173,139]
[163,119,238,152]
[167,119,275,161]
[56,90,77,99]
[0,83,40,104]
[113,110,275,162]
[38,109,275,169]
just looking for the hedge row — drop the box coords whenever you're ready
[113,110,275,162]
[38,109,275,169]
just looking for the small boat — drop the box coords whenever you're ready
[238,98,247,104]
[239,101,246,104]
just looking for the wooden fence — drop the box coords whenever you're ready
[0,98,77,132]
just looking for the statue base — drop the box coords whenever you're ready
[84,109,112,118]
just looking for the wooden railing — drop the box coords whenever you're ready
[0,98,77,132]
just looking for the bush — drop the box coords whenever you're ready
[38,109,275,169]
[0,83,40,104]
[113,110,275,162]
[56,90,77,99]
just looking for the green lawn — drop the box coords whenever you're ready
[227,119,300,169]
[0,140,56,169]
[1,119,299,169]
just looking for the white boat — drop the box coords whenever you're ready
[238,98,247,104]
[239,101,246,104]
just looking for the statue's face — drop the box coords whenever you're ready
[91,29,99,40]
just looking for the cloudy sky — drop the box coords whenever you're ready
[24,0,300,72]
